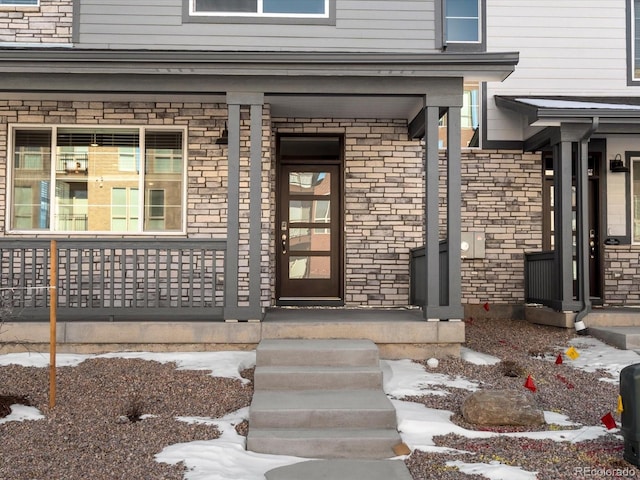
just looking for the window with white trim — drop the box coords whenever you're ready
[0,0,38,5]
[444,0,481,43]
[10,127,185,233]
[632,0,640,81]
[633,157,640,242]
[190,0,328,17]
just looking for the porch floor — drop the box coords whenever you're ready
[261,308,464,360]
[263,307,425,323]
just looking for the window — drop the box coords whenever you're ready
[632,0,640,81]
[438,82,480,149]
[190,0,328,17]
[633,158,640,242]
[0,0,38,5]
[445,0,480,43]
[10,127,185,234]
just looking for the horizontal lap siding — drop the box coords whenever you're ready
[485,0,628,142]
[77,0,437,52]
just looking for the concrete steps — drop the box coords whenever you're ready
[254,365,383,391]
[247,339,402,459]
[586,309,640,350]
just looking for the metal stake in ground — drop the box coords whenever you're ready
[49,240,57,409]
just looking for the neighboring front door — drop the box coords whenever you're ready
[276,136,343,305]
[542,149,603,302]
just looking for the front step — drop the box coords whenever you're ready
[588,326,640,350]
[586,309,640,328]
[250,390,397,429]
[256,339,380,367]
[249,428,401,460]
[254,365,383,391]
[248,339,403,459]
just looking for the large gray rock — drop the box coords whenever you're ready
[461,389,545,426]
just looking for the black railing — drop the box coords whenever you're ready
[0,239,226,321]
[524,250,558,308]
[409,241,448,307]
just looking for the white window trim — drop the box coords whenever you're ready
[189,0,329,18]
[633,0,640,82]
[633,156,640,244]
[7,124,188,236]
[0,0,39,6]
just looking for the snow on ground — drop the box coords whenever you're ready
[0,404,44,425]
[1,336,639,480]
[563,337,640,383]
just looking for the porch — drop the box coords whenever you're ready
[0,239,463,358]
[0,308,463,359]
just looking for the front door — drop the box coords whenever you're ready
[276,136,343,304]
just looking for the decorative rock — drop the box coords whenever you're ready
[461,389,545,426]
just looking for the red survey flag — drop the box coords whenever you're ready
[483,302,490,312]
[524,375,537,393]
[601,412,617,430]
[555,354,563,365]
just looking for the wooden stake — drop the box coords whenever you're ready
[49,240,57,409]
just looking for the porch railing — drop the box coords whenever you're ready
[0,239,226,321]
[524,250,559,308]
[409,241,448,307]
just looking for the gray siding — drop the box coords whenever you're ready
[76,0,438,52]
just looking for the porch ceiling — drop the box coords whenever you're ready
[267,95,424,121]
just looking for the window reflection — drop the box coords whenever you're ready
[289,256,331,279]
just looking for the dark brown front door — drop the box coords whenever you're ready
[277,163,342,303]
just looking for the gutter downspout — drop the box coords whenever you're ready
[574,116,599,335]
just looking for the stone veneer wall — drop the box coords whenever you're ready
[604,246,640,306]
[0,100,274,307]
[271,118,424,306]
[0,102,546,311]
[0,0,73,44]
[459,150,543,312]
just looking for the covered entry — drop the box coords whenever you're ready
[497,96,640,319]
[276,136,344,305]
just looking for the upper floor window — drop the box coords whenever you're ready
[10,127,186,234]
[633,157,640,242]
[0,0,38,4]
[190,0,329,17]
[631,0,640,82]
[445,0,481,43]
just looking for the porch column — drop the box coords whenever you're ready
[422,87,464,320]
[224,92,264,321]
[553,139,575,310]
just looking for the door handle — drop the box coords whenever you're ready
[281,233,287,254]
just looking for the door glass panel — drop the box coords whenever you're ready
[290,228,331,251]
[289,256,331,279]
[289,200,330,223]
[289,172,331,195]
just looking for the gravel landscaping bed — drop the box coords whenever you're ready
[0,317,634,479]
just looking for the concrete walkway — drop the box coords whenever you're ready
[265,459,413,480]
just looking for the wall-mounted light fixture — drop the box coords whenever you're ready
[215,122,228,145]
[610,153,630,173]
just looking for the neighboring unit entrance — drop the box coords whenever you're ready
[276,136,344,305]
[542,148,603,302]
